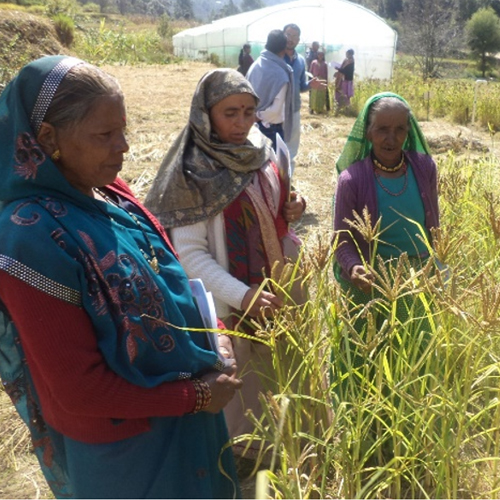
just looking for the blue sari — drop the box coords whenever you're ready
[0,56,239,498]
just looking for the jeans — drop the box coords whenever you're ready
[257,122,284,151]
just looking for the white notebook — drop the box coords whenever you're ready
[189,278,232,367]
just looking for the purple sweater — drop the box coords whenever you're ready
[333,151,439,281]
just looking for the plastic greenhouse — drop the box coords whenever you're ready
[173,0,397,81]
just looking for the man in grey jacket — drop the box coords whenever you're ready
[246,29,294,151]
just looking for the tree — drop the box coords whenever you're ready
[116,0,131,15]
[466,7,500,76]
[213,0,239,19]
[455,0,478,21]
[398,0,460,79]
[349,0,381,14]
[476,0,500,16]
[241,0,264,12]
[157,12,172,38]
[349,0,400,18]
[377,0,403,19]
[173,0,193,19]
[146,0,168,16]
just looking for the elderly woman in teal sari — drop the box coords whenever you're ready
[0,56,242,499]
[332,93,440,460]
[334,92,439,309]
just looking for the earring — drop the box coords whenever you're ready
[51,149,61,161]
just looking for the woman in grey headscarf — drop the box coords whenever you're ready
[145,68,306,458]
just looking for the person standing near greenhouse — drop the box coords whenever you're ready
[309,48,330,114]
[144,67,306,464]
[335,49,355,108]
[306,41,320,71]
[246,29,294,151]
[237,43,254,76]
[283,23,326,173]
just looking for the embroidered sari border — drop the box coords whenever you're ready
[0,254,81,306]
[30,57,84,135]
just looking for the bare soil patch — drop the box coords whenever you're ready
[0,60,498,498]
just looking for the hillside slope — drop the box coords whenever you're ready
[0,9,65,79]
[194,0,291,21]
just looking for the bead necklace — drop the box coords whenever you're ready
[94,188,160,274]
[372,153,405,173]
[373,165,408,197]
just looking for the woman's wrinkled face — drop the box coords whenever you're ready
[55,94,129,195]
[209,93,257,145]
[367,106,409,167]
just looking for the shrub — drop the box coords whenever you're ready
[16,0,43,6]
[26,4,45,14]
[52,12,75,47]
[351,67,500,128]
[209,52,221,67]
[157,13,172,39]
[81,2,100,12]
[74,18,173,65]
[45,0,79,17]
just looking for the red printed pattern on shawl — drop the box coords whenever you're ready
[14,132,45,179]
[223,163,287,293]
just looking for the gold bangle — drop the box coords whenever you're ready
[190,379,212,414]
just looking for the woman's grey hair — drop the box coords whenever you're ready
[43,64,123,130]
[366,97,411,133]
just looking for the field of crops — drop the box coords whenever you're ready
[1,8,500,496]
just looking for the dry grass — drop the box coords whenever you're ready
[112,60,497,240]
[0,390,51,499]
[1,60,499,498]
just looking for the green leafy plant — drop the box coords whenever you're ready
[349,63,500,129]
[157,13,172,39]
[232,153,500,498]
[74,18,173,65]
[52,12,75,47]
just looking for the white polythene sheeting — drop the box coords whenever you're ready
[173,0,397,80]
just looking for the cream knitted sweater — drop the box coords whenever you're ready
[170,161,282,319]
[170,213,249,319]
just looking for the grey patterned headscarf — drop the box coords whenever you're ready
[144,68,273,228]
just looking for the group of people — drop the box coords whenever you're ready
[0,41,438,499]
[238,30,355,171]
[307,43,356,112]
[237,24,327,173]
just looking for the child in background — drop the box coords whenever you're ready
[309,49,329,113]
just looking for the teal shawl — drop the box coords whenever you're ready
[0,56,232,497]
